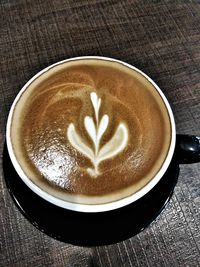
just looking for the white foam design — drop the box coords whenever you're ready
[67,92,128,177]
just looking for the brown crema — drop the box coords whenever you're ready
[11,59,172,204]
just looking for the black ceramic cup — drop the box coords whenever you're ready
[4,57,200,245]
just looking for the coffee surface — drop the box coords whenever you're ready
[11,59,172,204]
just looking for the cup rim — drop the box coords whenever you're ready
[6,56,176,212]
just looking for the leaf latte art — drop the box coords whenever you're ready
[15,59,172,204]
[67,92,129,177]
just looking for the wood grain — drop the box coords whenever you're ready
[0,1,200,266]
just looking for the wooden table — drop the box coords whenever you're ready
[1,1,200,266]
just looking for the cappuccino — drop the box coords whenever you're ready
[9,58,173,206]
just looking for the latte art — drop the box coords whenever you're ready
[67,92,128,177]
[9,58,173,206]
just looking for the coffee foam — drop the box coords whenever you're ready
[10,58,172,204]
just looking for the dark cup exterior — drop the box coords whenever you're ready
[175,135,200,164]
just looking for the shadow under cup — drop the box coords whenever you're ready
[6,56,176,213]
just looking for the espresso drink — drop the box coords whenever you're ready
[10,58,172,204]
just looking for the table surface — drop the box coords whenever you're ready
[1,1,200,266]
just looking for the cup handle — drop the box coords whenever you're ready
[175,134,200,164]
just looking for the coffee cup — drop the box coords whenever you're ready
[6,56,200,212]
